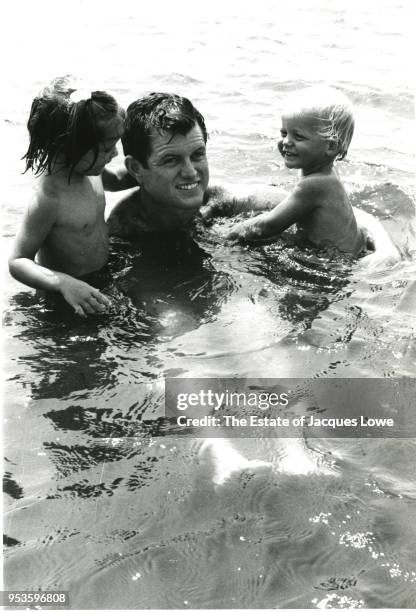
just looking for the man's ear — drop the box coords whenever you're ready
[125,155,144,184]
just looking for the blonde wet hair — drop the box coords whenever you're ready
[284,86,355,161]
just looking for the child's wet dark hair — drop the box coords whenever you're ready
[122,92,208,167]
[23,75,124,179]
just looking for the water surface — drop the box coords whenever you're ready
[2,1,415,608]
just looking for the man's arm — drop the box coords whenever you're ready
[8,194,111,316]
[200,184,288,222]
[226,179,320,243]
[102,167,137,192]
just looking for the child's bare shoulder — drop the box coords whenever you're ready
[300,172,340,189]
[298,173,343,202]
[30,176,62,213]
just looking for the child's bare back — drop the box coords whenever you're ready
[287,169,365,254]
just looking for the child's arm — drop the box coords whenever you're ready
[101,167,137,192]
[8,194,111,317]
[200,184,288,223]
[226,179,319,243]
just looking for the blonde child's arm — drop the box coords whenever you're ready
[101,167,137,192]
[200,184,288,222]
[8,194,111,317]
[226,179,318,243]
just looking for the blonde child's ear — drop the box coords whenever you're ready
[125,155,143,183]
[327,138,339,156]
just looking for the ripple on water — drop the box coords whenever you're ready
[3,66,416,609]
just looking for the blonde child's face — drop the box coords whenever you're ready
[75,115,125,176]
[278,111,332,174]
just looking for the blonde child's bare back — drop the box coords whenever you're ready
[289,168,365,255]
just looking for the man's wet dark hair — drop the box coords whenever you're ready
[23,75,124,179]
[122,92,208,167]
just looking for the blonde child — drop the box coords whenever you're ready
[227,87,367,255]
[9,76,134,316]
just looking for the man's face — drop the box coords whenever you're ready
[138,124,209,211]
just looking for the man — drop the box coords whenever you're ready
[107,92,396,268]
[107,92,287,237]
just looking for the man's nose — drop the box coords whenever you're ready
[180,158,197,177]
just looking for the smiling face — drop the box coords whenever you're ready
[132,124,209,213]
[74,115,125,176]
[278,112,333,175]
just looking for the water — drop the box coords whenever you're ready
[2,0,416,608]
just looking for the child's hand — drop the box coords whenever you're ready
[226,219,261,244]
[226,222,246,244]
[58,275,112,316]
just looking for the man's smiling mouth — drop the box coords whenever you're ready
[177,182,199,190]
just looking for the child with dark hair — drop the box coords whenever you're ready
[9,76,135,316]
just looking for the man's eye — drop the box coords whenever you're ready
[162,157,177,165]
[192,150,206,160]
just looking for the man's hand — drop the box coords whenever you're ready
[102,167,137,192]
[58,275,112,316]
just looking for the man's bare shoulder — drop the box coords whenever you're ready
[109,189,140,216]
[107,188,141,236]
